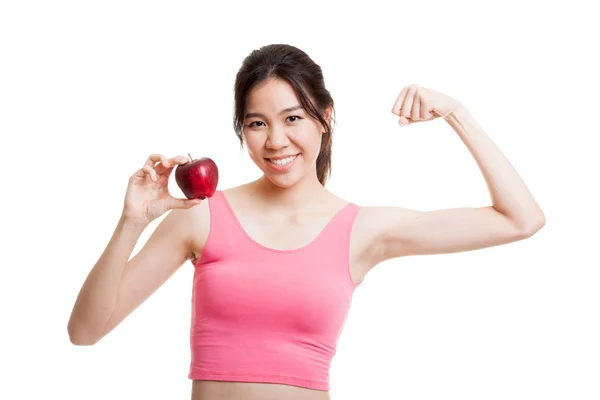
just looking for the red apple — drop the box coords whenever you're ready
[175,154,219,200]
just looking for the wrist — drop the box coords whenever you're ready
[442,105,473,128]
[119,213,149,232]
[442,103,468,120]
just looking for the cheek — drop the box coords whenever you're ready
[292,129,320,149]
[306,132,323,154]
[244,137,267,163]
[243,134,261,152]
[246,147,261,162]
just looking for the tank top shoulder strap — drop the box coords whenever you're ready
[206,190,232,220]
[309,202,362,288]
[195,190,243,265]
[313,202,361,249]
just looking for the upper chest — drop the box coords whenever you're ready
[234,211,339,251]
[190,195,381,282]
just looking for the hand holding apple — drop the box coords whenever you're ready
[122,154,204,226]
[175,155,219,200]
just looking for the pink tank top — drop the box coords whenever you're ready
[188,190,363,391]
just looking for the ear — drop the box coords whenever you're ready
[322,106,333,132]
[323,106,333,122]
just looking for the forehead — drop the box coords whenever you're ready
[246,78,300,110]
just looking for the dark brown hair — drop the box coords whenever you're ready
[233,44,336,186]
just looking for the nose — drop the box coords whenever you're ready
[265,126,290,150]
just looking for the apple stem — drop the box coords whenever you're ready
[188,153,192,161]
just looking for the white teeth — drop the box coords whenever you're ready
[269,155,297,166]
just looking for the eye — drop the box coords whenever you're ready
[247,116,302,128]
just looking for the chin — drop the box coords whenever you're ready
[259,159,303,188]
[263,171,300,189]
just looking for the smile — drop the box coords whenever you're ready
[267,155,298,166]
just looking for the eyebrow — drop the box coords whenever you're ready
[244,105,303,120]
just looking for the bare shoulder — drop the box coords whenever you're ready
[186,198,211,264]
[221,181,258,202]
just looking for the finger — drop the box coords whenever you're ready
[398,116,418,127]
[177,155,191,164]
[144,154,166,169]
[391,86,409,116]
[142,154,166,179]
[156,155,190,175]
[142,165,158,182]
[156,154,170,169]
[132,167,145,179]
[161,163,178,180]
[154,158,175,175]
[420,96,433,120]
[144,154,170,177]
[156,154,182,176]
[168,197,202,210]
[411,88,421,121]
[400,86,417,118]
[154,164,170,175]
[165,155,188,167]
[170,155,191,166]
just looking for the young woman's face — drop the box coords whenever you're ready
[242,77,327,188]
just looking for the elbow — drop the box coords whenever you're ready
[509,206,546,238]
[529,207,547,234]
[67,320,101,346]
[519,217,546,238]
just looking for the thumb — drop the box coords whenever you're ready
[398,116,417,127]
[168,197,203,210]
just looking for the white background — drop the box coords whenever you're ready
[1,1,598,399]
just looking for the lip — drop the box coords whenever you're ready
[266,153,299,161]
[265,154,299,172]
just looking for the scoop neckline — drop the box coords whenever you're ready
[218,190,353,254]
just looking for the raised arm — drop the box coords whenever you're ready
[359,85,545,264]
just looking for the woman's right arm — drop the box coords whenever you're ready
[67,154,202,345]
[67,210,196,345]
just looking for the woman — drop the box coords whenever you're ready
[67,44,546,400]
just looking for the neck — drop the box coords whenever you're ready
[254,172,328,212]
